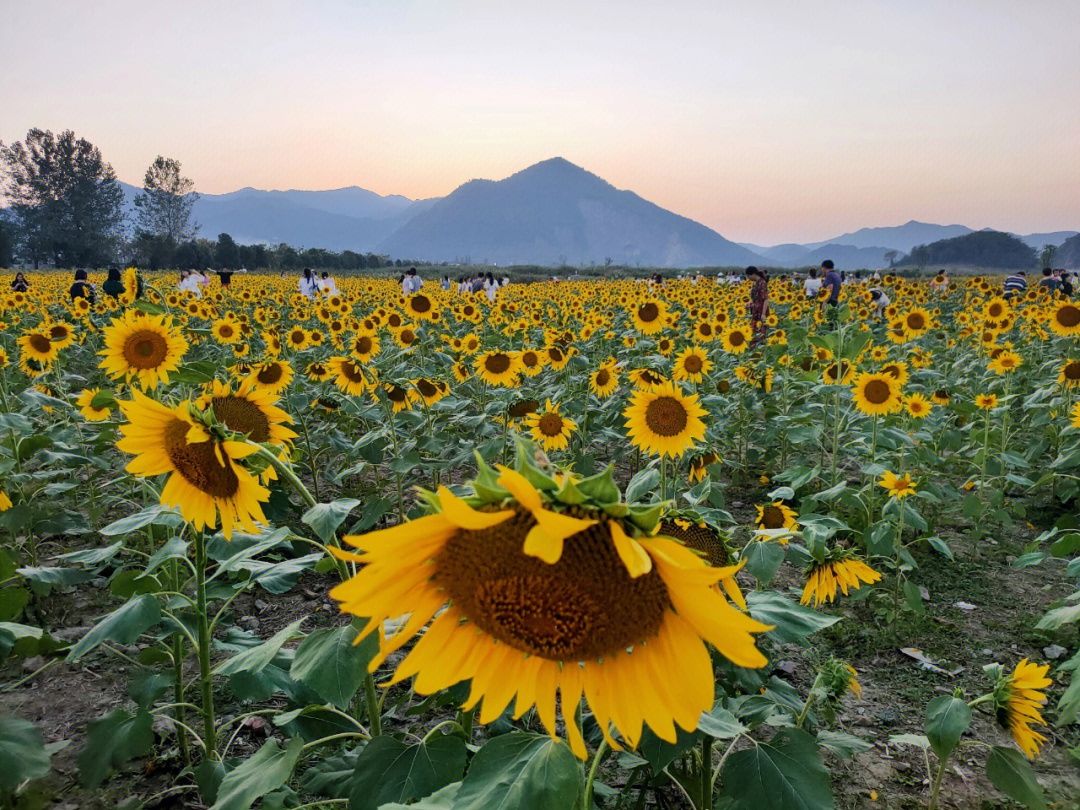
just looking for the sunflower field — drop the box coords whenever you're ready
[1,269,1079,810]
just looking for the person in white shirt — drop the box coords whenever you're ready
[804,268,823,299]
[402,267,423,295]
[178,269,202,298]
[440,275,452,291]
[298,268,318,298]
[869,287,890,319]
[501,275,510,287]
[483,273,499,303]
[319,272,338,296]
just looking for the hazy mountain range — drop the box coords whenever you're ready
[119,158,1076,269]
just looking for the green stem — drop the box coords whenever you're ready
[194,531,217,756]
[365,672,382,737]
[928,750,950,810]
[172,624,190,764]
[582,738,610,810]
[700,735,714,810]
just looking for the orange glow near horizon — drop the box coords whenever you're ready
[2,1,1078,244]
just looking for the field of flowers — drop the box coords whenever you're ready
[0,268,1078,810]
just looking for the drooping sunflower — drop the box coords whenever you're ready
[117,391,270,538]
[76,388,112,422]
[851,372,902,416]
[1048,301,1080,337]
[524,399,578,451]
[878,470,916,498]
[328,464,770,758]
[328,356,374,397]
[98,311,189,389]
[931,388,951,406]
[246,359,294,395]
[672,346,713,383]
[992,659,1052,759]
[800,555,881,607]
[589,362,619,398]
[688,450,720,483]
[623,381,707,458]
[0,490,11,511]
[475,351,521,387]
[1057,360,1080,388]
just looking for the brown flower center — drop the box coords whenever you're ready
[28,334,52,354]
[638,303,659,322]
[863,379,892,404]
[595,369,610,387]
[212,396,271,442]
[644,396,689,437]
[537,413,564,436]
[123,330,169,369]
[484,353,511,374]
[683,354,703,373]
[163,419,239,498]
[1057,305,1080,328]
[409,295,431,313]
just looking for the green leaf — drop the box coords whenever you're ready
[0,715,52,793]
[101,504,182,536]
[67,594,161,662]
[1036,600,1080,631]
[89,388,117,409]
[77,709,154,789]
[639,724,699,772]
[380,782,461,809]
[302,499,361,543]
[452,732,579,810]
[888,733,930,749]
[985,746,1046,810]
[697,704,747,740]
[925,535,954,561]
[16,566,96,593]
[625,468,660,504]
[146,536,189,574]
[0,587,30,622]
[171,360,218,384]
[576,465,620,504]
[347,734,467,810]
[816,730,872,758]
[298,744,362,798]
[719,727,834,810]
[747,591,839,645]
[742,541,786,585]
[210,738,303,810]
[55,541,124,566]
[289,622,378,710]
[924,696,971,761]
[128,670,174,711]
[213,618,305,676]
[902,580,926,616]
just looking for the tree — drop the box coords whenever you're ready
[133,156,199,267]
[215,233,240,269]
[883,249,899,267]
[1038,244,1057,268]
[0,217,15,267]
[0,128,126,267]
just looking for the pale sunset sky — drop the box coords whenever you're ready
[2,0,1078,244]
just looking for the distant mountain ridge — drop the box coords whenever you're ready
[115,161,1076,269]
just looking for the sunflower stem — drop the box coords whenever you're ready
[582,738,610,810]
[699,735,714,810]
[172,559,190,766]
[364,672,382,737]
[194,531,217,757]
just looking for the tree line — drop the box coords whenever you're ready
[0,128,407,271]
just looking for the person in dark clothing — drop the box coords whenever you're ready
[746,266,769,345]
[69,269,97,303]
[101,267,125,298]
[821,260,841,304]
[1040,267,1059,293]
[1060,272,1074,299]
[10,272,28,293]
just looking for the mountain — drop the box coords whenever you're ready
[805,221,973,253]
[119,182,425,251]
[899,230,1036,269]
[377,158,762,267]
[1017,230,1079,250]
[1056,234,1080,269]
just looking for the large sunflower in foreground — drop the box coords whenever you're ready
[851,372,902,416]
[329,460,770,757]
[117,391,269,538]
[98,311,189,389]
[197,378,297,447]
[1048,301,1080,337]
[623,381,707,458]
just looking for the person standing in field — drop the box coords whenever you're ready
[747,266,769,346]
[402,267,423,295]
[804,268,822,300]
[1003,271,1027,299]
[319,271,338,296]
[69,269,96,303]
[821,260,842,315]
[299,267,318,298]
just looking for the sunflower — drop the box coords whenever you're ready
[211,318,242,345]
[1048,301,1080,337]
[1069,401,1080,429]
[524,399,578,451]
[328,356,374,397]
[460,333,482,355]
[851,372,902,416]
[755,501,799,532]
[18,331,60,368]
[992,659,1052,759]
[328,466,770,758]
[410,378,450,407]
[244,359,293,395]
[98,311,189,389]
[879,361,909,386]
[0,490,11,511]
[658,518,731,570]
[800,556,881,606]
[672,346,712,383]
[306,361,331,382]
[1057,361,1080,388]
[43,321,76,349]
[452,362,472,383]
[629,368,668,392]
[76,388,111,422]
[688,451,720,483]
[878,470,916,498]
[198,378,297,447]
[589,362,619,398]
[975,393,999,410]
[720,325,751,354]
[623,382,707,458]
[544,345,571,371]
[901,307,933,338]
[116,391,269,538]
[988,350,1022,375]
[904,392,933,418]
[403,293,439,321]
[475,351,521,387]
[932,388,951,406]
[822,361,857,385]
[519,348,545,377]
[632,300,668,334]
[349,332,380,363]
[383,383,412,412]
[285,326,310,351]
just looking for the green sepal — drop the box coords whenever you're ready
[627,503,665,532]
[512,438,559,491]
[472,451,509,504]
[574,465,621,505]
[553,475,587,505]
[601,502,629,518]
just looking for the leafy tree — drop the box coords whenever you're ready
[175,238,215,270]
[0,128,126,267]
[1038,244,1056,268]
[0,217,15,267]
[133,156,199,267]
[899,231,1036,270]
[883,249,899,267]
[215,232,240,269]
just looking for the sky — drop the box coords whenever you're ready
[2,1,1078,245]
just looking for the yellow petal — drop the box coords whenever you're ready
[437,486,514,529]
[608,521,652,578]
